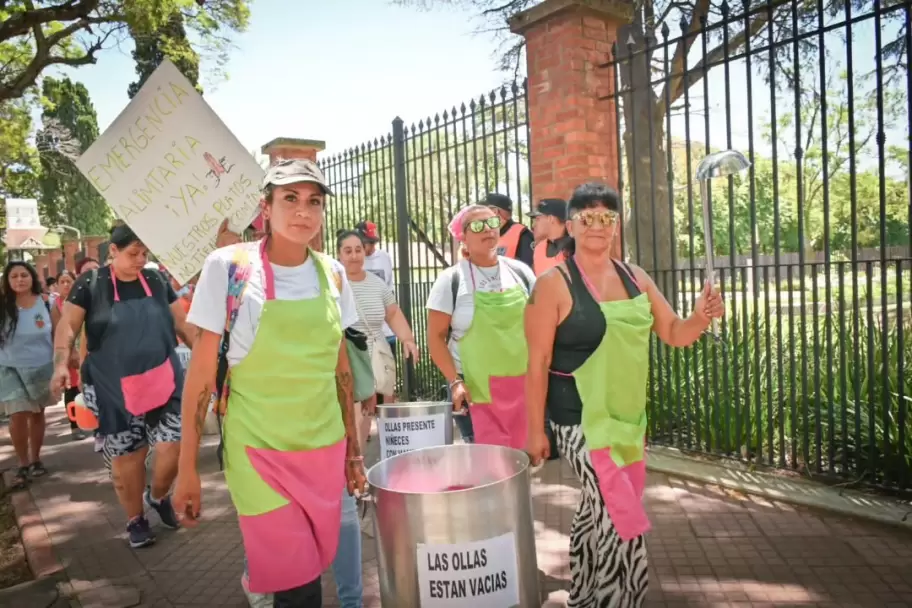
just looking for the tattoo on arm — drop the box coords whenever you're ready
[193,388,210,440]
[335,371,358,453]
[54,348,68,366]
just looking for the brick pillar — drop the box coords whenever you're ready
[260,137,328,252]
[33,254,49,278]
[509,0,631,259]
[62,238,81,272]
[84,236,107,261]
[47,248,64,276]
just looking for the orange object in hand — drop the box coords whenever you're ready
[66,395,99,431]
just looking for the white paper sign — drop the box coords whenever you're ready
[76,60,264,285]
[379,413,447,460]
[417,532,519,607]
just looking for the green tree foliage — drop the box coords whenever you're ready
[128,10,200,99]
[666,71,909,260]
[0,0,250,103]
[36,76,109,235]
[0,96,39,199]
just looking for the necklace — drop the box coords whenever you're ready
[473,262,500,283]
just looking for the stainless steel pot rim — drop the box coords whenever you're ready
[365,444,531,495]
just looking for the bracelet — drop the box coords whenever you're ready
[449,378,464,389]
[347,456,364,463]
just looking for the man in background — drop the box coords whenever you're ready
[529,198,570,277]
[485,193,534,268]
[356,220,397,352]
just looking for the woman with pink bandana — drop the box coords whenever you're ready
[173,159,366,608]
[426,204,535,448]
[525,182,725,606]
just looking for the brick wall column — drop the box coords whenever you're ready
[84,236,107,262]
[33,254,49,279]
[47,249,64,276]
[260,137,328,252]
[62,238,80,272]
[509,0,631,258]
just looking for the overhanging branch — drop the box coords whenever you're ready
[658,2,776,118]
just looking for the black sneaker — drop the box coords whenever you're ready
[144,488,180,530]
[126,516,156,548]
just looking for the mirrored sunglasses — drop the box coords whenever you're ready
[466,216,503,233]
[571,209,620,228]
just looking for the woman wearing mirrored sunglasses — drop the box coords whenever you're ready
[524,182,724,606]
[426,204,536,448]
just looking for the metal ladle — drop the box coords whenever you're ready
[695,149,751,336]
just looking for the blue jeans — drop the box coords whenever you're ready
[242,489,362,607]
[385,336,397,351]
[331,490,362,608]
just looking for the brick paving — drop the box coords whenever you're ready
[3,406,912,607]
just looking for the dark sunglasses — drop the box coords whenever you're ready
[465,216,503,233]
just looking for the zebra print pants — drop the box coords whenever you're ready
[551,423,649,608]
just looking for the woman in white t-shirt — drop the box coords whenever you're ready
[174,159,367,608]
[425,204,535,446]
[337,230,418,439]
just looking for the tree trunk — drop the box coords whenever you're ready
[617,24,675,275]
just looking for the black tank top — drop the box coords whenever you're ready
[546,257,642,426]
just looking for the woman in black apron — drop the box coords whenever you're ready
[51,223,197,548]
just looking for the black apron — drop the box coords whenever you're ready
[82,270,183,435]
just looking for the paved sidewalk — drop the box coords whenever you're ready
[2,406,912,607]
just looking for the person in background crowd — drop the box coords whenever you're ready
[525,182,725,606]
[530,198,571,278]
[77,258,100,276]
[426,204,535,447]
[338,229,419,434]
[52,223,196,548]
[49,270,86,440]
[0,261,54,486]
[484,192,535,268]
[174,159,366,608]
[74,257,103,452]
[354,221,398,376]
[46,276,58,307]
[532,209,549,246]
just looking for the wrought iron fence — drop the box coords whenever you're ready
[318,81,532,398]
[605,0,911,490]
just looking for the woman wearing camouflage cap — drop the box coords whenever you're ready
[174,159,365,608]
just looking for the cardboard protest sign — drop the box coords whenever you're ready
[76,60,263,285]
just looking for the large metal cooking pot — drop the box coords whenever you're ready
[366,444,540,607]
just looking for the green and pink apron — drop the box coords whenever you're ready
[222,240,346,594]
[458,262,529,449]
[556,258,653,541]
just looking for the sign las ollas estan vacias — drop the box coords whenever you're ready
[76,59,263,285]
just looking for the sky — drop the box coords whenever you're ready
[55,0,511,158]
[51,0,901,174]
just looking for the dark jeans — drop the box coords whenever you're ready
[274,576,322,608]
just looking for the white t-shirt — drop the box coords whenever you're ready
[425,257,535,373]
[188,244,359,368]
[363,249,395,338]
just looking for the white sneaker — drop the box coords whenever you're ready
[241,574,273,608]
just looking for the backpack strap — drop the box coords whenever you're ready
[502,257,532,294]
[214,246,254,470]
